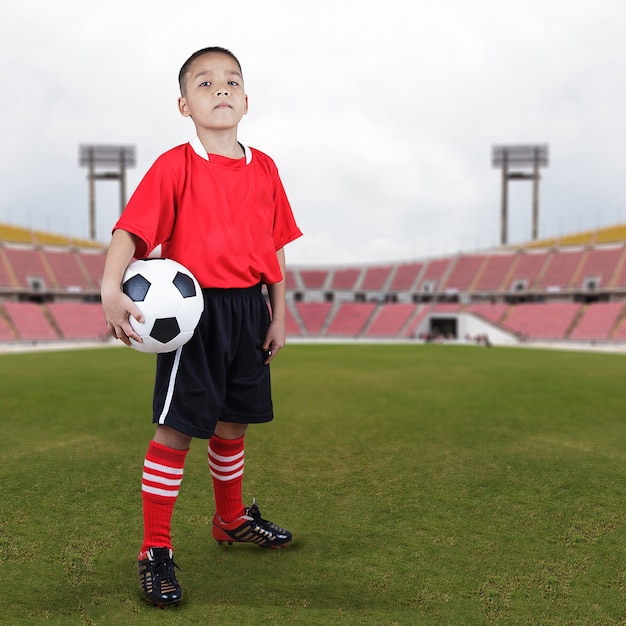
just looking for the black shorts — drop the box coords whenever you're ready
[152,284,273,439]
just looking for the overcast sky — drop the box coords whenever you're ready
[1,0,625,266]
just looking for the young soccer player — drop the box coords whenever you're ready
[101,46,302,607]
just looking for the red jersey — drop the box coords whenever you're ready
[115,137,302,288]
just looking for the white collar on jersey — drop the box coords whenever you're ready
[190,135,252,164]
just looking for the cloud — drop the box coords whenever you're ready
[1,0,625,264]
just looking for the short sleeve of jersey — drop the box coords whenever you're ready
[271,170,303,251]
[114,151,179,259]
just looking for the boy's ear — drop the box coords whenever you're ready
[178,97,191,118]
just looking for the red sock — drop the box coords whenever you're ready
[208,435,245,523]
[140,440,188,554]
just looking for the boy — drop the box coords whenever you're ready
[101,46,302,607]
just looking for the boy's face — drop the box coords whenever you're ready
[178,52,248,132]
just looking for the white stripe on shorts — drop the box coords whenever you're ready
[158,345,183,424]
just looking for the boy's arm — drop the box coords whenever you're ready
[101,229,145,346]
[263,247,287,364]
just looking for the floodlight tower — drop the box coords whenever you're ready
[79,144,136,240]
[491,144,549,245]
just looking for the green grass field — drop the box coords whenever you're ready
[3,343,626,625]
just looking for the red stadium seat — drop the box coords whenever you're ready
[46,302,108,340]
[43,250,93,291]
[441,255,486,292]
[364,303,417,338]
[325,302,377,337]
[569,302,624,341]
[294,302,333,336]
[3,248,54,290]
[503,302,581,340]
[330,267,362,291]
[3,301,59,341]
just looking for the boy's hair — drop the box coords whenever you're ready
[178,47,243,96]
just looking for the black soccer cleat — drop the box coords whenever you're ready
[212,499,293,549]
[137,547,182,608]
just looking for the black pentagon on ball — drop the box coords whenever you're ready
[173,271,197,298]
[150,317,181,344]
[122,274,151,302]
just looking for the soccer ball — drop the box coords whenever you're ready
[122,258,204,354]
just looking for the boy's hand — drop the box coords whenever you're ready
[102,288,145,346]
[262,319,286,364]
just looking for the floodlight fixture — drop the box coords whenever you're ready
[79,144,136,240]
[491,144,549,245]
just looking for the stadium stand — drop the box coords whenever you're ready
[568,302,624,342]
[294,301,334,336]
[609,249,626,289]
[285,268,299,290]
[431,303,462,313]
[364,303,417,338]
[3,247,54,291]
[537,249,584,291]
[0,313,15,340]
[503,302,581,340]
[471,254,517,292]
[359,265,393,291]
[402,305,430,338]
[417,257,453,293]
[47,302,108,340]
[325,302,377,337]
[331,267,362,291]
[389,262,424,291]
[611,315,626,342]
[574,247,624,291]
[78,251,107,290]
[0,248,18,288]
[505,251,549,292]
[284,303,304,336]
[466,303,510,325]
[5,221,626,347]
[43,249,93,291]
[299,269,329,290]
[3,301,60,341]
[440,254,486,293]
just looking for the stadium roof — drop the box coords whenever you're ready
[514,223,626,250]
[0,223,105,249]
[2,221,626,256]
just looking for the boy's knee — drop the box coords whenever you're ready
[153,425,192,450]
[214,421,248,440]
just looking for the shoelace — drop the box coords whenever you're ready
[151,552,181,580]
[247,504,288,535]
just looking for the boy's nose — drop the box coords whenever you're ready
[216,86,230,96]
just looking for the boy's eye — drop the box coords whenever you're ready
[199,81,211,87]
[228,80,239,87]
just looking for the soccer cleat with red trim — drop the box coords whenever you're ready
[137,547,182,608]
[212,499,293,549]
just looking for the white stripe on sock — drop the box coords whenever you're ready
[208,448,245,464]
[144,459,184,476]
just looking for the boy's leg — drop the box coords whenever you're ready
[208,421,248,522]
[208,431,246,523]
[137,426,191,607]
[209,422,292,549]
[206,286,292,548]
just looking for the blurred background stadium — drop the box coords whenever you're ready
[3,220,626,348]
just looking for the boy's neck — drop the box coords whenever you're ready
[196,130,244,159]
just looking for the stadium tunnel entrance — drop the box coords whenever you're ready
[429,317,457,339]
